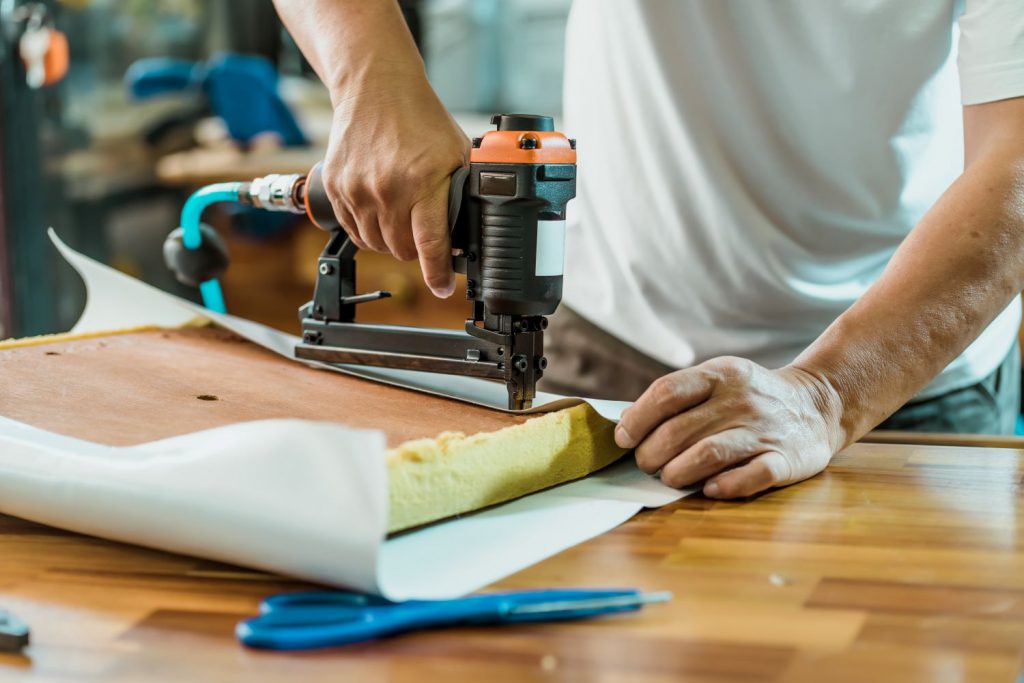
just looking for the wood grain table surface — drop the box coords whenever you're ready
[0,438,1021,682]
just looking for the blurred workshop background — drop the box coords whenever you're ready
[0,0,570,339]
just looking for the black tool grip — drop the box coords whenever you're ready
[302,162,469,236]
[469,163,575,316]
[303,162,339,230]
[162,224,230,287]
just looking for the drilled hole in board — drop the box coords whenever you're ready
[196,395,219,401]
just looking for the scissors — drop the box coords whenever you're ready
[236,588,672,650]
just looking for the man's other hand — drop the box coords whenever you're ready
[615,357,844,498]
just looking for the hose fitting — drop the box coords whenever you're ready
[246,173,306,213]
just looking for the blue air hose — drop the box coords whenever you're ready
[178,183,244,313]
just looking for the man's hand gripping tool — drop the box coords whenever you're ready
[164,114,577,410]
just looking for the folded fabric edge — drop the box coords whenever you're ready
[0,416,391,590]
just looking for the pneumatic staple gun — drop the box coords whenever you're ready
[164,114,577,410]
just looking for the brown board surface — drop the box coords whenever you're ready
[0,326,528,447]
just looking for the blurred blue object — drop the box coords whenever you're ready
[236,588,672,651]
[125,52,307,147]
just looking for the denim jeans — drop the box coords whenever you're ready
[875,340,1020,435]
[539,306,1022,436]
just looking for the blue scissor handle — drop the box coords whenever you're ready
[256,591,396,625]
[237,589,642,650]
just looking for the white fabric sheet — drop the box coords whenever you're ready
[0,233,691,599]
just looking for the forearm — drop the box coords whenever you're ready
[273,0,467,297]
[794,142,1024,445]
[272,0,426,105]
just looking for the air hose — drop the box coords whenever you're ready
[165,174,307,313]
[166,183,243,313]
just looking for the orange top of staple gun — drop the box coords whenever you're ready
[470,131,576,165]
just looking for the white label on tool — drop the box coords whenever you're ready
[535,220,566,277]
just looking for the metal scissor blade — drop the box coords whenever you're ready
[507,591,673,618]
[257,591,395,626]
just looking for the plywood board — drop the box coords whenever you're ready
[0,326,529,448]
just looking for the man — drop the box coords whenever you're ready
[274,1,1024,499]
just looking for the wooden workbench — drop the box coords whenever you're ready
[2,327,1024,680]
[0,437,1021,681]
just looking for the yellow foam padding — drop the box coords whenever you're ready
[386,403,626,532]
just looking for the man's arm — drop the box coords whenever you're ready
[273,0,469,297]
[795,97,1024,440]
[615,96,1024,497]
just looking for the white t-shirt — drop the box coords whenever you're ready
[562,0,1024,399]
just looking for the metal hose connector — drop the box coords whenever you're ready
[246,173,307,213]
